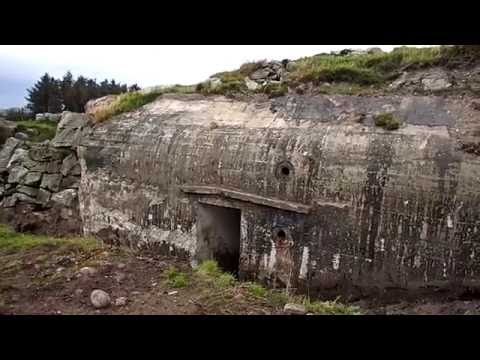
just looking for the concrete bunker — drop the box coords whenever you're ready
[78,93,480,298]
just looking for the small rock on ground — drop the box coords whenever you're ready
[115,297,128,307]
[79,266,97,276]
[283,303,307,315]
[90,289,111,309]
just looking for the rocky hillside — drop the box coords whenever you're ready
[84,46,480,124]
[197,45,480,97]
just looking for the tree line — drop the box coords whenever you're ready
[25,71,140,115]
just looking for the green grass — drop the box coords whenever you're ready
[196,46,472,97]
[259,82,289,97]
[194,260,237,288]
[164,266,189,288]
[374,113,402,130]
[0,224,99,253]
[245,282,268,298]
[193,260,360,314]
[16,120,57,142]
[300,296,361,315]
[289,46,444,87]
[195,259,223,277]
[214,273,237,288]
[93,85,197,122]
[197,75,247,96]
[266,290,290,307]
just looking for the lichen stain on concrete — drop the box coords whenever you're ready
[79,94,480,297]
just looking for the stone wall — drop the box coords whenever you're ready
[0,112,87,236]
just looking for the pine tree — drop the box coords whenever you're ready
[99,79,110,96]
[25,73,63,114]
[128,84,141,92]
[26,72,135,114]
[47,78,63,113]
[26,73,52,114]
[61,71,75,111]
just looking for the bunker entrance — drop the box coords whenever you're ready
[196,203,241,276]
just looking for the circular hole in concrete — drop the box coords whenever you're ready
[276,160,294,180]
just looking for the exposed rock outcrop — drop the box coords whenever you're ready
[0,119,18,146]
[245,60,292,87]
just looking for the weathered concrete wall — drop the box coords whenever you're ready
[79,93,480,298]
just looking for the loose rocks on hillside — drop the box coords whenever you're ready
[79,266,97,276]
[115,297,128,307]
[90,289,111,308]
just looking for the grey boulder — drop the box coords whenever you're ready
[51,189,77,207]
[14,132,29,141]
[90,289,111,309]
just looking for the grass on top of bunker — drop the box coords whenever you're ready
[1,224,480,315]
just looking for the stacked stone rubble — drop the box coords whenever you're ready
[0,112,87,236]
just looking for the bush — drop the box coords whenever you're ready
[374,113,402,130]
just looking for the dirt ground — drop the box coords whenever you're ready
[1,240,480,315]
[0,242,286,315]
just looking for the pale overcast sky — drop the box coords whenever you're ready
[0,45,433,108]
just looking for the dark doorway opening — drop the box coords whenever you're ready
[196,203,241,276]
